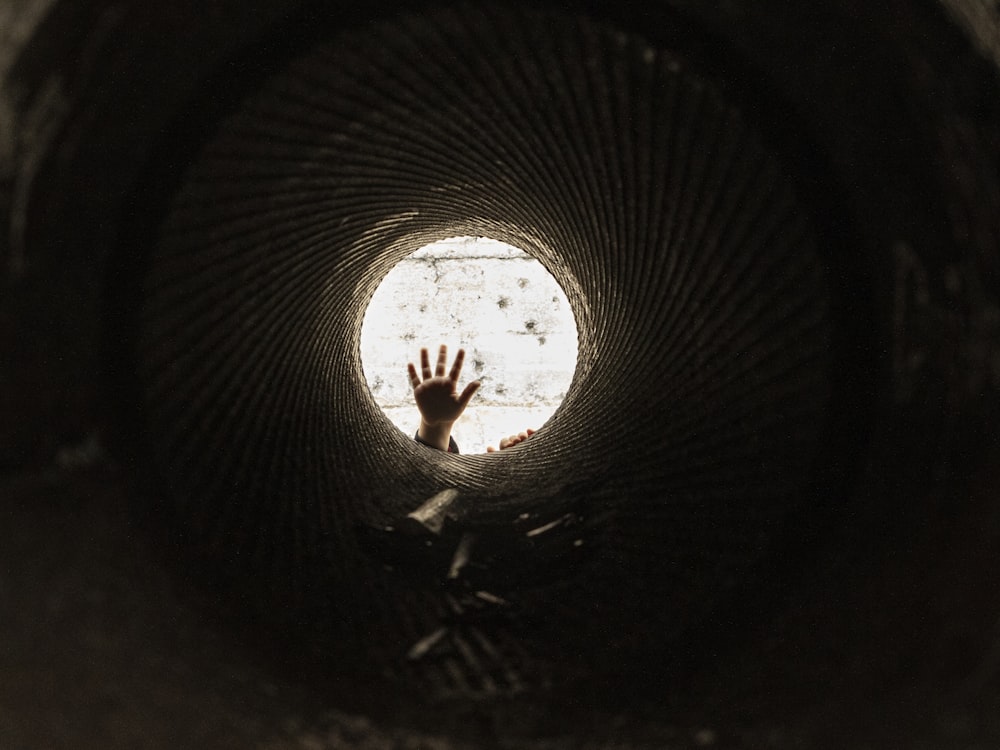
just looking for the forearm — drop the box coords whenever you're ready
[417,419,453,451]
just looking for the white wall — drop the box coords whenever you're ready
[360,237,578,453]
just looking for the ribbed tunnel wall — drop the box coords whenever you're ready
[3,0,1000,745]
[136,4,842,687]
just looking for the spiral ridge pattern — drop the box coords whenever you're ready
[139,4,835,692]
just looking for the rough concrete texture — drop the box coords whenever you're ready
[361,237,578,453]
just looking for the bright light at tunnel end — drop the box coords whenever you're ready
[360,236,579,454]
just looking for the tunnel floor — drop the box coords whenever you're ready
[3,459,1000,749]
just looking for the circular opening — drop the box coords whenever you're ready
[361,237,578,454]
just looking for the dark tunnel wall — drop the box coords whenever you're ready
[2,0,1000,746]
[135,3,843,684]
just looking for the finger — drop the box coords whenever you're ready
[457,380,480,408]
[448,348,465,381]
[407,362,421,389]
[526,428,536,436]
[499,437,512,449]
[420,347,432,380]
[518,431,528,441]
[435,344,447,377]
[487,446,496,453]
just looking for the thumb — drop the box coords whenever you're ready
[457,380,481,408]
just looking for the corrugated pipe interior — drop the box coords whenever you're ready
[5,0,999,737]
[131,3,860,696]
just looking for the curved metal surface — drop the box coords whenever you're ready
[1,0,998,745]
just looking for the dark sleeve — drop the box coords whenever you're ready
[414,432,460,454]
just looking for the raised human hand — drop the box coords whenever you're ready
[408,345,480,450]
[487,428,535,453]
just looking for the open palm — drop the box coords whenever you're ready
[408,345,480,427]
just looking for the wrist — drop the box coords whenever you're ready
[417,419,453,451]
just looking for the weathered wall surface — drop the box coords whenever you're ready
[361,237,577,453]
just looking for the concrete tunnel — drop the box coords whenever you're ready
[2,0,1000,747]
